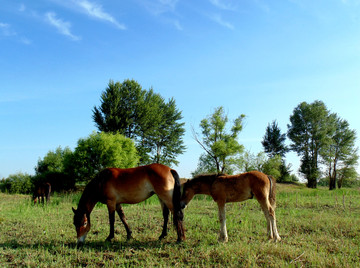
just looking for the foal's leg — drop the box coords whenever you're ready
[217,202,228,242]
[259,200,281,242]
[116,204,132,240]
[158,200,169,240]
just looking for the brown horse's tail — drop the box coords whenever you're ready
[171,169,185,241]
[268,175,276,209]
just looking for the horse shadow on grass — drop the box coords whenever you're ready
[0,238,185,252]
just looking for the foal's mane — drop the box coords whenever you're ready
[190,173,222,185]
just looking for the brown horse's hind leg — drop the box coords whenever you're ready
[116,204,132,240]
[159,200,169,240]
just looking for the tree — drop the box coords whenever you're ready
[136,95,186,166]
[287,100,336,188]
[92,79,185,166]
[92,79,144,138]
[262,120,288,158]
[64,132,139,183]
[193,107,245,174]
[262,120,291,181]
[35,146,72,174]
[320,117,358,190]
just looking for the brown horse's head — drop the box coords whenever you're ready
[180,181,196,209]
[72,207,91,246]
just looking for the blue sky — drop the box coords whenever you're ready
[1,0,360,179]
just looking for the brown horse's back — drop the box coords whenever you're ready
[98,164,176,207]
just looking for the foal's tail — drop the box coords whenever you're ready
[268,175,277,209]
[171,169,185,241]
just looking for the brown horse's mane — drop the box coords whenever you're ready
[77,171,108,212]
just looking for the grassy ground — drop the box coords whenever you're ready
[0,184,359,267]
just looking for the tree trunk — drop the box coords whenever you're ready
[307,177,317,188]
[329,176,336,190]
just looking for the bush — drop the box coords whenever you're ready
[0,172,33,194]
[64,131,139,183]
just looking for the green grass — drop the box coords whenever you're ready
[0,185,359,267]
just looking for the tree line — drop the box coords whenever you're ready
[1,80,358,193]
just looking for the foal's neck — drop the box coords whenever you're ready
[194,180,212,195]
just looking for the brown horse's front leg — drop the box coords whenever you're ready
[106,210,115,242]
[159,204,169,240]
[116,204,132,240]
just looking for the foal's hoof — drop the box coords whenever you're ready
[218,236,228,243]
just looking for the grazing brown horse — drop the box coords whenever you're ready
[33,182,51,204]
[180,171,281,242]
[72,164,185,246]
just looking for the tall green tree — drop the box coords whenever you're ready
[320,117,358,190]
[193,107,245,174]
[92,79,144,138]
[262,120,288,158]
[262,120,291,181]
[92,79,185,166]
[64,132,139,183]
[287,100,336,188]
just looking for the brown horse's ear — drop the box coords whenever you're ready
[72,207,77,214]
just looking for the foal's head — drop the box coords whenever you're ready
[72,207,91,246]
[180,180,196,209]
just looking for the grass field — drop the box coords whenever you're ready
[0,184,359,267]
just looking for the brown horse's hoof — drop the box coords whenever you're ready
[105,236,114,242]
[158,234,167,240]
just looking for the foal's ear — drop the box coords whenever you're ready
[72,207,77,214]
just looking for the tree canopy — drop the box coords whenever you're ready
[64,132,139,183]
[320,116,358,189]
[92,79,185,166]
[193,107,245,174]
[287,100,336,188]
[262,120,288,158]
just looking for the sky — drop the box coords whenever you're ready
[1,0,360,180]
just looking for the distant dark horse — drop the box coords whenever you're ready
[33,182,51,204]
[180,171,281,242]
[72,164,185,246]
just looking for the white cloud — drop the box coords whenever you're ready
[75,0,126,30]
[45,12,81,40]
[209,0,237,11]
[0,23,17,37]
[140,0,179,16]
[173,20,183,31]
[210,14,234,30]
[19,4,26,12]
